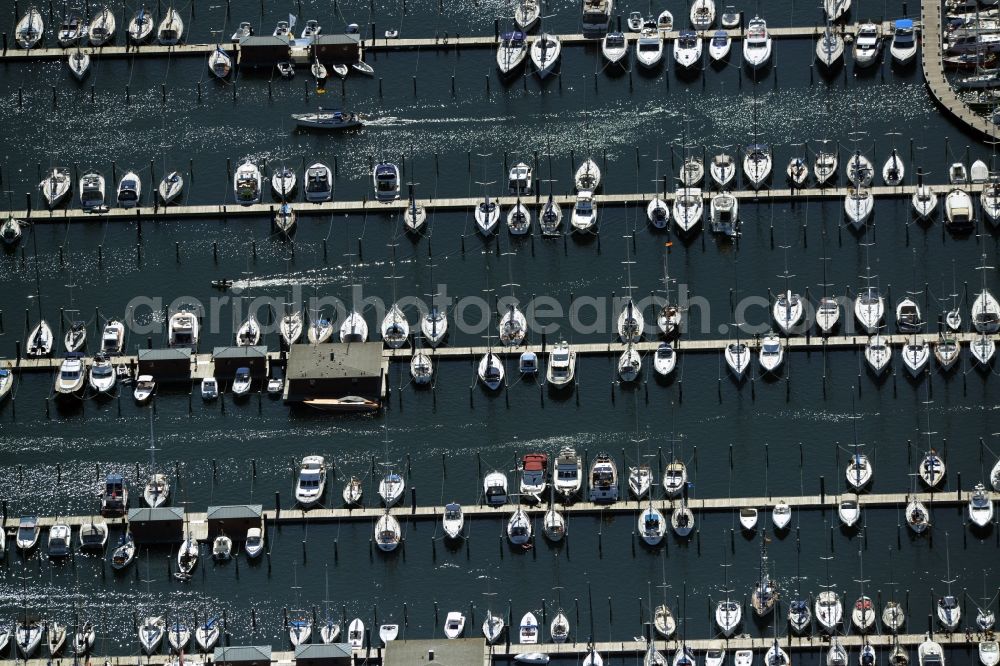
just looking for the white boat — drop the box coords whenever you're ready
[244,528,264,559]
[128,7,154,43]
[913,185,938,219]
[826,0,851,20]
[758,333,784,374]
[772,502,791,530]
[158,171,184,204]
[588,453,618,503]
[381,305,409,348]
[725,341,750,377]
[950,162,969,184]
[116,171,141,208]
[735,651,754,666]
[743,144,772,188]
[891,19,918,63]
[519,613,539,644]
[918,639,945,666]
[339,311,368,342]
[1,217,22,245]
[845,187,874,226]
[838,498,861,527]
[168,309,199,348]
[499,304,528,347]
[280,310,303,346]
[673,30,702,69]
[901,337,930,376]
[478,352,505,390]
[139,617,165,654]
[515,0,540,30]
[87,6,116,45]
[653,342,677,376]
[422,306,448,346]
[176,535,198,574]
[68,51,91,79]
[530,33,561,77]
[920,450,946,486]
[934,336,961,370]
[373,162,401,202]
[618,299,644,343]
[481,610,505,644]
[602,31,628,64]
[846,453,873,489]
[208,47,231,78]
[743,17,772,68]
[379,472,405,506]
[855,287,884,333]
[981,642,999,666]
[546,341,576,387]
[706,649,726,666]
[292,109,364,130]
[969,483,994,527]
[157,8,184,45]
[716,600,742,636]
[443,502,464,539]
[271,166,296,200]
[507,508,532,545]
[375,512,401,552]
[882,602,905,632]
[295,456,327,508]
[48,523,71,557]
[236,315,261,346]
[575,159,602,191]
[484,471,509,506]
[342,477,363,505]
[815,591,843,632]
[584,648,604,666]
[111,533,136,569]
[0,368,14,402]
[410,351,433,385]
[233,161,262,205]
[815,151,839,184]
[816,25,845,66]
[571,190,597,231]
[300,19,321,39]
[378,624,397,645]
[672,187,703,233]
[982,183,1000,224]
[853,23,882,66]
[816,297,841,334]
[55,355,86,397]
[519,453,548,498]
[938,595,961,630]
[347,619,364,649]
[674,646,695,666]
[657,11,674,31]
[691,0,716,28]
[654,605,676,638]
[671,501,695,536]
[973,288,1000,333]
[288,617,312,647]
[711,153,736,188]
[550,612,570,643]
[554,446,582,500]
[41,168,72,207]
[945,188,974,231]
[168,621,191,652]
[475,197,501,235]
[636,27,664,67]
[773,290,803,334]
[497,31,528,74]
[865,335,891,375]
[73,621,96,654]
[972,160,990,183]
[709,30,732,60]
[883,150,905,186]
[618,346,641,381]
[543,508,566,541]
[971,335,996,367]
[26,319,54,358]
[540,195,562,235]
[16,7,44,48]
[852,597,876,631]
[739,507,759,531]
[440,612,465,639]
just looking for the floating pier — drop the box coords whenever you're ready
[3,182,987,224]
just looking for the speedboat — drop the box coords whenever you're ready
[116,171,142,208]
[554,446,583,500]
[972,160,990,183]
[969,483,994,527]
[168,309,199,348]
[865,335,892,375]
[231,21,252,40]
[602,31,628,65]
[484,471,509,507]
[945,188,975,231]
[739,507,759,531]
[234,161,262,205]
[55,354,86,397]
[443,502,464,539]
[378,623,397,645]
[657,10,674,31]
[497,31,528,74]
[547,341,576,387]
[653,342,677,376]
[980,642,999,666]
[743,16,772,68]
[295,455,327,508]
[520,453,548,498]
[48,523,71,557]
[588,452,618,503]
[709,30,732,61]
[636,27,664,67]
[758,333,784,374]
[853,23,882,67]
[772,502,792,530]
[838,498,861,527]
[157,8,184,44]
[373,162,401,202]
[891,19,917,63]
[673,30,702,69]
[950,162,969,184]
[200,377,218,400]
[443,612,466,639]
[300,19,321,39]
[918,638,944,666]
[232,367,252,396]
[530,33,561,78]
[292,109,364,130]
[743,144,772,188]
[133,375,155,404]
[627,11,643,30]
[571,190,597,231]
[272,166,296,200]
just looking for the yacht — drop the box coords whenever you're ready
[544,507,566,541]
[709,30,732,61]
[846,453,873,489]
[300,19,321,39]
[865,335,892,375]
[743,17,772,68]
[519,613,539,644]
[540,195,562,235]
[507,202,531,235]
[672,187,703,233]
[588,453,618,503]
[571,190,597,231]
[530,33,561,78]
[88,5,116,45]
[815,591,843,632]
[853,23,882,66]
[295,456,327,508]
[272,166,296,200]
[546,340,576,387]
[375,512,401,552]
[883,150,905,185]
[233,162,262,204]
[618,345,641,381]
[890,19,917,63]
[982,182,1000,223]
[636,26,664,67]
[88,353,116,393]
[743,144,772,188]
[508,163,533,195]
[758,333,784,374]
[787,157,809,186]
[422,306,449,346]
[168,309,199,348]
[913,184,938,219]
[845,187,874,227]
[478,351,505,390]
[55,354,86,397]
[816,25,845,67]
[825,0,851,20]
[602,31,628,64]
[629,465,652,499]
[280,310,304,346]
[57,9,83,46]
[127,7,154,43]
[896,297,923,332]
[815,151,839,184]
[855,287,884,333]
[304,163,333,202]
[920,450,946,487]
[158,171,185,204]
[339,311,368,342]
[969,483,994,527]
[519,453,549,498]
[973,288,1000,333]
[475,197,500,234]
[497,31,528,75]
[381,305,409,348]
[208,47,232,78]
[515,0,540,30]
[575,159,601,190]
[971,334,996,367]
[157,7,184,44]
[716,600,742,636]
[950,162,969,184]
[482,611,504,644]
[373,162,400,202]
[507,509,532,545]
[725,340,750,377]
[554,447,583,501]
[773,290,803,333]
[379,472,405,506]
[654,605,676,638]
[935,336,960,370]
[618,298,644,343]
[918,638,945,666]
[691,0,716,28]
[663,461,687,497]
[673,30,702,69]
[1,217,21,245]
[816,296,841,333]
[711,153,736,188]
[79,172,106,211]
[581,0,613,35]
[772,502,792,530]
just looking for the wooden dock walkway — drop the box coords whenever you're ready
[920,0,1000,141]
[0,21,908,62]
[2,489,993,533]
[0,332,989,373]
[4,182,985,225]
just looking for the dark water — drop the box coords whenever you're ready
[0,0,999,662]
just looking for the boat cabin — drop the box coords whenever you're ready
[102,473,129,516]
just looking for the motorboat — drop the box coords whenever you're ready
[87,6,116,45]
[571,190,597,231]
[117,171,141,208]
[969,483,994,527]
[475,197,501,234]
[602,31,628,64]
[379,472,405,506]
[41,167,73,208]
[743,144,772,188]
[300,19,321,39]
[520,453,549,498]
[554,446,583,500]
[865,335,892,375]
[519,612,539,644]
[653,342,677,376]
[547,341,576,387]
[673,30,702,69]
[79,172,105,210]
[981,642,999,666]
[295,455,327,508]
[735,651,754,666]
[271,166,296,200]
[758,333,784,374]
[588,452,618,503]
[378,623,397,645]
[920,450,946,487]
[711,153,737,188]
[692,0,716,28]
[845,187,874,226]
[739,507,759,531]
[853,23,882,66]
[168,309,199,348]
[244,528,264,559]
[672,187,703,233]
[706,649,726,666]
[855,287,884,333]
[743,16,772,68]
[157,8,184,45]
[945,188,975,231]
[280,310,304,346]
[422,306,448,346]
[636,27,664,67]
[709,30,732,61]
[231,21,252,40]
[918,639,944,666]
[497,31,528,74]
[484,471,509,506]
[530,33,561,78]
[507,508,532,545]
[15,6,44,48]
[231,366,252,396]
[373,162,401,202]
[158,171,184,204]
[508,162,533,195]
[55,354,86,397]
[891,19,917,63]
[375,512,401,552]
[292,109,364,130]
[773,290,803,334]
[972,160,990,183]
[838,498,861,527]
[339,310,368,342]
[581,0,613,36]
[47,523,71,557]
[128,7,154,43]
[816,25,845,67]
[950,162,969,184]
[443,502,464,539]
[233,161,262,205]
[772,502,791,530]
[657,10,674,31]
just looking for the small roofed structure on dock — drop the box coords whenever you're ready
[127,507,184,543]
[283,342,385,412]
[383,638,490,666]
[213,646,273,666]
[295,643,354,666]
[313,34,361,64]
[137,347,192,382]
[213,346,268,379]
[206,504,263,542]
[238,36,292,67]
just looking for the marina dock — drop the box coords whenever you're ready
[0,332,990,373]
[3,182,986,224]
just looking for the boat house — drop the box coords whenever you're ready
[283,342,385,411]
